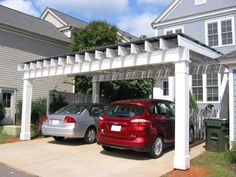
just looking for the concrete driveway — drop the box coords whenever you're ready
[0,138,205,177]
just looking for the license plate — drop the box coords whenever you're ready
[111,125,121,132]
[51,120,60,125]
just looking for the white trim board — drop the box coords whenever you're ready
[152,6,236,28]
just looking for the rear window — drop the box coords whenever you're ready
[55,105,87,114]
[106,104,144,117]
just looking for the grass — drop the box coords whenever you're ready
[191,151,236,177]
[0,126,16,144]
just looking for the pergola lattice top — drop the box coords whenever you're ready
[18,34,223,81]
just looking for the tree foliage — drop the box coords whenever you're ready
[70,20,153,101]
[70,20,120,51]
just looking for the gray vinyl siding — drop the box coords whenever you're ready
[157,13,236,54]
[0,29,73,102]
[165,0,236,21]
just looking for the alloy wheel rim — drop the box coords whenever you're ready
[88,129,96,142]
[154,138,162,156]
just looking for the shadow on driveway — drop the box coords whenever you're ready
[47,138,86,146]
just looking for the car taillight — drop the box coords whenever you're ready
[64,116,76,123]
[43,115,48,122]
[131,119,151,127]
[98,116,104,125]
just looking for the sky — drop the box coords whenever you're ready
[0,0,172,37]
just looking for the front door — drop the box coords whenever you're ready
[2,91,14,122]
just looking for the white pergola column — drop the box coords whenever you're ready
[20,79,33,140]
[174,51,190,170]
[229,68,235,148]
[92,80,100,103]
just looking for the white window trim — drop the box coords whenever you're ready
[194,73,221,104]
[164,26,184,35]
[205,16,235,48]
[195,0,206,6]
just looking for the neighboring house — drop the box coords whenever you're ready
[40,7,138,42]
[0,5,74,124]
[0,5,137,125]
[151,0,236,118]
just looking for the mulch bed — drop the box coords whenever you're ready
[167,166,211,177]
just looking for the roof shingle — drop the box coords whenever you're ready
[0,5,70,43]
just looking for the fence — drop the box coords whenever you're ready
[192,107,220,141]
[47,91,110,114]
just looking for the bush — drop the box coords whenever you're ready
[31,98,47,123]
[224,141,236,164]
[0,101,5,120]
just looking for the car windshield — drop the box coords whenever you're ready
[106,104,144,117]
[54,105,87,114]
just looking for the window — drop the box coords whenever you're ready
[221,20,233,45]
[208,22,218,46]
[164,27,183,35]
[192,74,203,101]
[207,74,218,101]
[3,92,11,108]
[206,17,234,47]
[195,0,206,5]
[89,105,106,117]
[163,81,169,96]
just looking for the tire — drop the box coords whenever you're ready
[102,145,113,151]
[189,127,194,144]
[53,136,65,141]
[84,127,97,144]
[149,136,163,158]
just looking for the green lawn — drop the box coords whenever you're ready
[191,151,236,177]
[0,126,18,144]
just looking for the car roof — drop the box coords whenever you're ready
[68,103,107,106]
[111,99,174,106]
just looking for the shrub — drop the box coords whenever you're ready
[15,100,22,118]
[31,98,47,123]
[0,101,5,120]
[224,141,236,164]
[189,91,198,112]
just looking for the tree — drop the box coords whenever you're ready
[70,20,120,51]
[70,20,153,101]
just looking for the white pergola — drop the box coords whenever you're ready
[18,34,222,170]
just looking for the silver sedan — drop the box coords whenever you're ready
[42,103,106,144]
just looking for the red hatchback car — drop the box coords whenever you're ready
[97,99,194,158]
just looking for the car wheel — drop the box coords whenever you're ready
[53,136,65,141]
[84,127,96,144]
[189,127,194,144]
[102,145,113,151]
[149,136,163,158]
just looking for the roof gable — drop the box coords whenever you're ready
[152,0,236,27]
[41,8,87,29]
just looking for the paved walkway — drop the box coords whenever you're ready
[0,138,205,177]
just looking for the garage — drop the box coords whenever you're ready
[18,33,222,170]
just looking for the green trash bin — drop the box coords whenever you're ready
[205,118,229,152]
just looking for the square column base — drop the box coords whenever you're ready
[174,154,190,170]
[20,132,31,141]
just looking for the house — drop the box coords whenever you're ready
[0,5,137,125]
[151,0,236,120]
[0,5,73,124]
[40,7,138,42]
